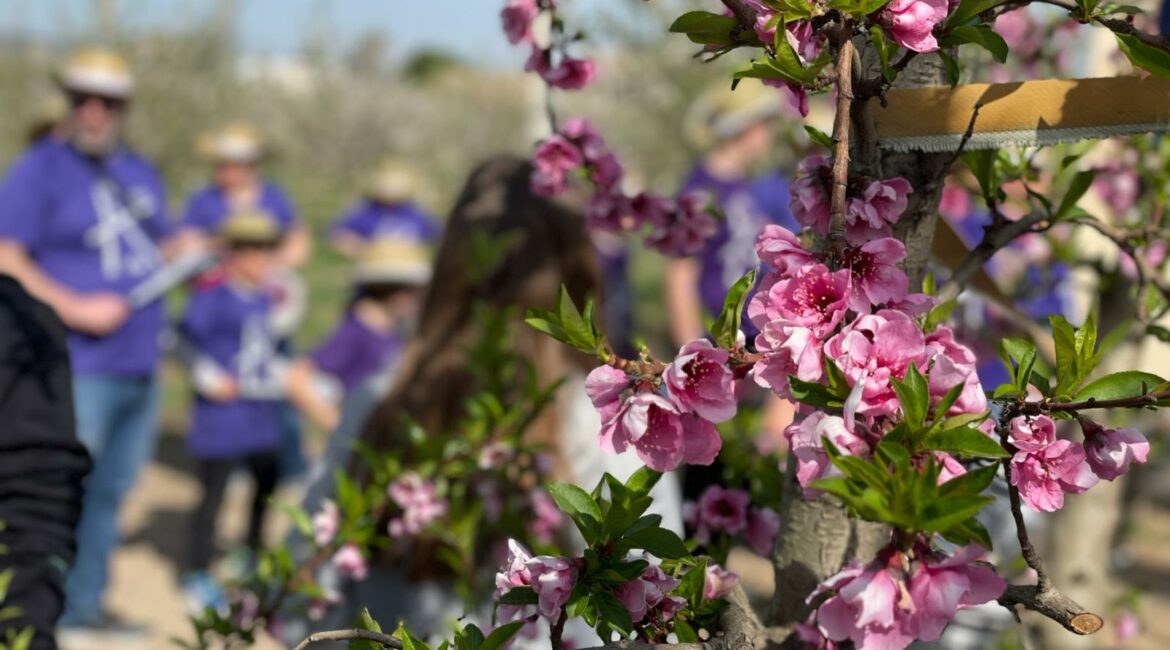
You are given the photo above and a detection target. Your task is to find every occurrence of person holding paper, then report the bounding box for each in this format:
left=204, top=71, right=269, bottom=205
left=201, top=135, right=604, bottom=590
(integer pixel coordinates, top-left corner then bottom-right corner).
left=0, top=47, right=184, bottom=643
left=177, top=210, right=286, bottom=612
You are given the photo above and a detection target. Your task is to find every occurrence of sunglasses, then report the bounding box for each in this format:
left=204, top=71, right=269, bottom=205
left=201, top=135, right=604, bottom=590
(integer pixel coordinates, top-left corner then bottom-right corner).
left=69, top=92, right=127, bottom=111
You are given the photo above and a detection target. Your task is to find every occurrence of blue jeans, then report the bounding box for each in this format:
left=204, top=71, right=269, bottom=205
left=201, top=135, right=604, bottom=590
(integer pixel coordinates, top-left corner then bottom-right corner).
left=61, top=374, right=159, bottom=624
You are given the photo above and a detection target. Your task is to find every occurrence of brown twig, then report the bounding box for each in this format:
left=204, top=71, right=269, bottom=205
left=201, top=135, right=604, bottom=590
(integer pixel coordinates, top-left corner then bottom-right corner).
left=935, top=210, right=1048, bottom=304
left=1019, top=389, right=1170, bottom=415
left=293, top=628, right=403, bottom=650
left=828, top=22, right=856, bottom=254
left=551, top=609, right=568, bottom=650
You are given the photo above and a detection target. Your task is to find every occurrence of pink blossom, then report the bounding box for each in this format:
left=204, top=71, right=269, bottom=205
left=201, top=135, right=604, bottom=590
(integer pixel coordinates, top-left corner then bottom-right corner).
left=814, top=559, right=916, bottom=650
left=880, top=0, right=950, bottom=53
left=825, top=310, right=929, bottom=418
left=840, top=238, right=909, bottom=313
left=936, top=453, right=968, bottom=484
left=938, top=184, right=972, bottom=221
left=585, top=191, right=633, bottom=232
left=528, top=488, right=564, bottom=544
left=615, top=564, right=684, bottom=624
left=925, top=326, right=987, bottom=416
left=743, top=0, right=779, bottom=44
left=993, top=9, right=1044, bottom=59
left=789, top=156, right=831, bottom=235
left=644, top=193, right=718, bottom=256
left=531, top=134, right=584, bottom=196
left=1093, top=166, right=1140, bottom=216
left=478, top=442, right=513, bottom=470
left=907, top=545, right=1006, bottom=641
left=495, top=540, right=537, bottom=624
left=331, top=543, right=368, bottom=581
left=1007, top=415, right=1055, bottom=452
left=1084, top=426, right=1149, bottom=481
left=1010, top=439, right=1099, bottom=512
left=1114, top=610, right=1142, bottom=642
left=755, top=225, right=816, bottom=275
left=501, top=0, right=539, bottom=44
left=844, top=177, right=913, bottom=245
left=745, top=507, right=781, bottom=556
left=542, top=56, right=596, bottom=90
left=693, top=485, right=751, bottom=540
left=1119, top=240, right=1169, bottom=281
left=311, top=499, right=338, bottom=547
left=785, top=412, right=871, bottom=495
left=598, top=392, right=721, bottom=472
left=748, top=263, right=851, bottom=337
left=753, top=324, right=824, bottom=398
left=763, top=21, right=821, bottom=117
left=664, top=339, right=737, bottom=423
left=629, top=191, right=672, bottom=230
left=704, top=564, right=739, bottom=599
left=584, top=365, right=633, bottom=422
left=387, top=473, right=448, bottom=538
left=528, top=555, right=577, bottom=619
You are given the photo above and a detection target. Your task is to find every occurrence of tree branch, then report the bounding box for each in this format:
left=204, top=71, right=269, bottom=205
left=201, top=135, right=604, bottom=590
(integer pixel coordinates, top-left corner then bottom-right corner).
left=828, top=22, right=856, bottom=253
left=935, top=210, right=1047, bottom=304
left=293, top=628, right=403, bottom=650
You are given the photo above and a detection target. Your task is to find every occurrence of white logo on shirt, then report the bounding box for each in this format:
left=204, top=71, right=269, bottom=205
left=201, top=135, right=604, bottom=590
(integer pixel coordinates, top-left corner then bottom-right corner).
left=721, top=190, right=765, bottom=288
left=235, top=314, right=283, bottom=398
left=85, top=180, right=161, bottom=280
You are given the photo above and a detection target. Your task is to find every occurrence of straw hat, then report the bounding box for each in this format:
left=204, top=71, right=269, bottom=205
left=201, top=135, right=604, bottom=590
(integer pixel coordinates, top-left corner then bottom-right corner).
left=56, top=47, right=134, bottom=98
left=683, top=81, right=782, bottom=149
left=366, top=160, right=420, bottom=204
left=197, top=123, right=266, bottom=164
left=219, top=209, right=281, bottom=246
left=352, top=237, right=433, bottom=286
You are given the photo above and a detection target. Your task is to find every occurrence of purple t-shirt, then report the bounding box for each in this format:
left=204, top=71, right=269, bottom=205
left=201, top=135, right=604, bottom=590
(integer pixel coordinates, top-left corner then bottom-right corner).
left=328, top=200, right=440, bottom=243
left=0, top=139, right=171, bottom=376
left=679, top=164, right=799, bottom=337
left=309, top=313, right=401, bottom=392
left=180, top=281, right=283, bottom=459
left=181, top=181, right=298, bottom=233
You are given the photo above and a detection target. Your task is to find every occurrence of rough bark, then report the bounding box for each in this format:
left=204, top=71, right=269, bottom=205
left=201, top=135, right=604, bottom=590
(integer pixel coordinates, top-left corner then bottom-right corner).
left=768, top=42, right=952, bottom=632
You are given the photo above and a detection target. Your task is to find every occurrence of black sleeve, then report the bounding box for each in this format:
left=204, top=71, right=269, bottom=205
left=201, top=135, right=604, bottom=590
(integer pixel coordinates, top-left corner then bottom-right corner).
left=0, top=275, right=91, bottom=650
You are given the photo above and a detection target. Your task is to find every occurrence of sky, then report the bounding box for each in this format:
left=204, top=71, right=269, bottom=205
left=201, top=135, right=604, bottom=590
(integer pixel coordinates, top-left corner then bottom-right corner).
left=1, top=0, right=645, bottom=65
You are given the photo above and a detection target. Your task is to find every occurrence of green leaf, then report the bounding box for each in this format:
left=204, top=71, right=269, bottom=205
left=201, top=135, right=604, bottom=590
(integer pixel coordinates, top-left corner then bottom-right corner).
left=919, top=495, right=995, bottom=534
left=946, top=0, right=1004, bottom=26
left=674, top=557, right=708, bottom=609
left=940, top=50, right=961, bottom=87
left=804, top=125, right=834, bottom=149
left=711, top=270, right=756, bottom=349
left=669, top=11, right=741, bottom=46
left=394, top=622, right=435, bottom=650
left=940, top=516, right=994, bottom=550
left=498, top=587, right=538, bottom=606
left=547, top=483, right=604, bottom=545
left=1051, top=315, right=1079, bottom=396
left=940, top=463, right=999, bottom=497
left=622, top=527, right=690, bottom=560
left=593, top=591, right=635, bottom=637
left=480, top=622, right=525, bottom=650
left=962, top=150, right=997, bottom=198
left=1056, top=170, right=1097, bottom=219
left=277, top=503, right=313, bottom=540
left=625, top=468, right=662, bottom=497
left=1073, top=370, right=1166, bottom=402
left=892, top=363, right=930, bottom=429
left=828, top=0, right=890, bottom=17
left=674, top=620, right=700, bottom=643
left=921, top=427, right=1009, bottom=459
left=558, top=287, right=595, bottom=351
left=931, top=384, right=966, bottom=426
left=943, top=25, right=1009, bottom=63
left=788, top=376, right=844, bottom=409
left=734, top=41, right=830, bottom=86
left=1115, top=33, right=1170, bottom=79
left=456, top=623, right=485, bottom=650
left=876, top=439, right=912, bottom=470
left=764, top=0, right=817, bottom=20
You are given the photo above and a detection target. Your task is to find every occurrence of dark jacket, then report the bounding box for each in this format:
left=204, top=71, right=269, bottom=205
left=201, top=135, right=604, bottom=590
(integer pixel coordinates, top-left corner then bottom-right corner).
left=0, top=276, right=90, bottom=649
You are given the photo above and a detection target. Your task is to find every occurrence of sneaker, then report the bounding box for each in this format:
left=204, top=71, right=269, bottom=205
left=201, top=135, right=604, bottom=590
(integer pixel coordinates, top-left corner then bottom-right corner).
left=181, top=571, right=227, bottom=615
left=57, top=611, right=149, bottom=647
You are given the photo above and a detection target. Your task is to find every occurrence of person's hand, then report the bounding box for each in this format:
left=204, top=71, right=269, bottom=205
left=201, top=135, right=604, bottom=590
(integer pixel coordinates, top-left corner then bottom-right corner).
left=62, top=292, right=131, bottom=337
left=205, top=376, right=240, bottom=403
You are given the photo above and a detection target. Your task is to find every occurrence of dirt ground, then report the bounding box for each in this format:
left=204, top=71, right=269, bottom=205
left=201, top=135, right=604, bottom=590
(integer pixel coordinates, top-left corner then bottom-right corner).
left=60, top=433, right=1170, bottom=650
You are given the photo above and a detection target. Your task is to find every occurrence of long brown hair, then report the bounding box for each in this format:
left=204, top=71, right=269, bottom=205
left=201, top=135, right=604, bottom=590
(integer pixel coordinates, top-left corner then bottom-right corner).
left=356, top=155, right=600, bottom=479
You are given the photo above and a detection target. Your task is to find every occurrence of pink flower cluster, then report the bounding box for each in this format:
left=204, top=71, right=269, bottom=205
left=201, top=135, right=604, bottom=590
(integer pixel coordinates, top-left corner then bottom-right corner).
left=585, top=338, right=737, bottom=472
left=495, top=539, right=578, bottom=624
left=740, top=1, right=822, bottom=116
left=704, top=564, right=739, bottom=599
left=789, top=156, right=914, bottom=245
left=682, top=485, right=780, bottom=556
left=1008, top=415, right=1148, bottom=512
left=387, top=473, right=448, bottom=538
left=615, top=563, right=686, bottom=624
left=501, top=0, right=596, bottom=90
left=311, top=498, right=338, bottom=546
left=531, top=118, right=717, bottom=256
left=331, top=543, right=368, bottom=581
left=879, top=0, right=950, bottom=53
left=805, top=544, right=1004, bottom=649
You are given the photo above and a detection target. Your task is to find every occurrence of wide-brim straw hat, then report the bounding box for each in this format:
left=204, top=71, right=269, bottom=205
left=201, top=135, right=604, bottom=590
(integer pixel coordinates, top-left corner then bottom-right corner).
left=219, top=209, right=282, bottom=246
left=366, top=160, right=420, bottom=204
left=352, top=237, right=433, bottom=286
left=684, top=81, right=782, bottom=149
left=197, top=123, right=266, bottom=164
left=56, top=47, right=134, bottom=99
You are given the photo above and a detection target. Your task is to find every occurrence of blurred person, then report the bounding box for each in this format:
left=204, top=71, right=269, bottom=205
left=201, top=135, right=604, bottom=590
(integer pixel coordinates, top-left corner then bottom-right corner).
left=284, top=235, right=432, bottom=432
left=25, top=90, right=69, bottom=145
left=664, top=83, right=800, bottom=496
left=0, top=276, right=91, bottom=650
left=286, top=156, right=682, bottom=644
left=182, top=123, right=311, bottom=479
left=0, top=47, right=181, bottom=642
left=177, top=211, right=287, bottom=612
left=328, top=159, right=441, bottom=257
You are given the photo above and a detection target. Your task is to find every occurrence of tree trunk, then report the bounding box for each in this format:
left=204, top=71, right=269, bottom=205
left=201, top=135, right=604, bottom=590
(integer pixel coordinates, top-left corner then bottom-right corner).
left=769, top=44, right=952, bottom=632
